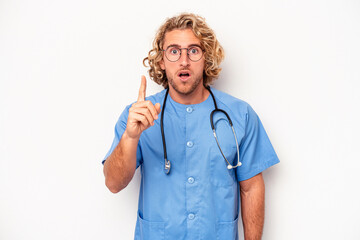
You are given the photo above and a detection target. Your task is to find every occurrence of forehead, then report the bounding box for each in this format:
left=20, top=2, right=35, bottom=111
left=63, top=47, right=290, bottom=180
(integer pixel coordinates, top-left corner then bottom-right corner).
left=163, top=28, right=201, bottom=48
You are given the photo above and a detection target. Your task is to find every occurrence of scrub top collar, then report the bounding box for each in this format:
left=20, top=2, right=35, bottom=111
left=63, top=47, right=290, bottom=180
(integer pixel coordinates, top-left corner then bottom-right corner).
left=167, top=86, right=213, bottom=112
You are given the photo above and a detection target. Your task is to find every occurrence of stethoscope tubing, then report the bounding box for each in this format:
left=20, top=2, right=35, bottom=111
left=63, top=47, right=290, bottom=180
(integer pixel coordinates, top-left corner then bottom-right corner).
left=161, top=86, right=241, bottom=174
left=161, top=87, right=171, bottom=174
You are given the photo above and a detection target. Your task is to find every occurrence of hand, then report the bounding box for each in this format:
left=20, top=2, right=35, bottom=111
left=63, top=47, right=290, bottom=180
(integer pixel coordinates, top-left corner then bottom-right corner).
left=125, top=76, right=161, bottom=139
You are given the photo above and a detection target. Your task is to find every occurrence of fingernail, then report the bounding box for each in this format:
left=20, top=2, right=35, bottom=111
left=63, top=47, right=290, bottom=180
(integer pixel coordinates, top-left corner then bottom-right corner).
left=155, top=115, right=158, bottom=119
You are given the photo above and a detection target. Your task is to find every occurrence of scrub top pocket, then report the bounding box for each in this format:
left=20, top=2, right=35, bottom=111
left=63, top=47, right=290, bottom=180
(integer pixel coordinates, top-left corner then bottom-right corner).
left=216, top=215, right=239, bottom=240
left=209, top=146, right=237, bottom=187
left=136, top=212, right=165, bottom=240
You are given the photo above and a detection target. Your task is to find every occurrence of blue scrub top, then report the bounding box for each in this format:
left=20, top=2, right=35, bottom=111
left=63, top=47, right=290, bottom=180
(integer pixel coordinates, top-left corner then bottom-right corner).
left=103, top=87, right=279, bottom=240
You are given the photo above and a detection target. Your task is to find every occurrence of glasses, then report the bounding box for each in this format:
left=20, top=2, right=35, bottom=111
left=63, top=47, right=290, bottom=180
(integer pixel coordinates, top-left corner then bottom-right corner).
left=162, top=45, right=204, bottom=62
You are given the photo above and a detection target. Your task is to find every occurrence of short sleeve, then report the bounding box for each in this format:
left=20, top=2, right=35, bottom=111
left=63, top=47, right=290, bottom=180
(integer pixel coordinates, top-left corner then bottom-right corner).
left=236, top=104, right=279, bottom=181
left=102, top=105, right=143, bottom=168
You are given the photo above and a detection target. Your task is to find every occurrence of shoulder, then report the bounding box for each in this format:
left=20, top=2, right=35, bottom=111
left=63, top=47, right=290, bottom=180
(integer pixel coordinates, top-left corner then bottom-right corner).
left=210, top=87, right=254, bottom=116
left=146, top=89, right=167, bottom=104
left=210, top=87, right=261, bottom=133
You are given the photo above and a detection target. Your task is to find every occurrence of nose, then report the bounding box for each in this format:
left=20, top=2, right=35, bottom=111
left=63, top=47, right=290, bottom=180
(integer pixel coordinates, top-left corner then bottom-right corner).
left=179, top=49, right=190, bottom=67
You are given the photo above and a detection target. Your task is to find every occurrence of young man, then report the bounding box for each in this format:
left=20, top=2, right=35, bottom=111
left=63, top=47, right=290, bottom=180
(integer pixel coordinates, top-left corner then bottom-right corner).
left=103, top=13, right=279, bottom=240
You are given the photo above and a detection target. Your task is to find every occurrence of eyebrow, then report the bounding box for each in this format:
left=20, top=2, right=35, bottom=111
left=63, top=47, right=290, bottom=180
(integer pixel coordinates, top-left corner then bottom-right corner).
left=164, top=44, right=202, bottom=49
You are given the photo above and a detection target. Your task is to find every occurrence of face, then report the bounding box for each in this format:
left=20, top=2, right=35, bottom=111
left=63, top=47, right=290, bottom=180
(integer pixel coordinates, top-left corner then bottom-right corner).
left=160, top=28, right=205, bottom=96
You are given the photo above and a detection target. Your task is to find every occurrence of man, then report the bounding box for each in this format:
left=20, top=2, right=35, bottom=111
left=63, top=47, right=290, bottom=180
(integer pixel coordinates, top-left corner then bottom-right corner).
left=103, top=13, right=279, bottom=240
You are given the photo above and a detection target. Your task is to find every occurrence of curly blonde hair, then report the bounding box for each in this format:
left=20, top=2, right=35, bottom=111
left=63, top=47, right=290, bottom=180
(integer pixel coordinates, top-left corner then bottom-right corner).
left=143, top=13, right=225, bottom=88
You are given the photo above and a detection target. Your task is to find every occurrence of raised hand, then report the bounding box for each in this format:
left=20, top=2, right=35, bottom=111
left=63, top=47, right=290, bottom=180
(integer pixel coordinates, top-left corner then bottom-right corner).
left=125, top=76, right=161, bottom=139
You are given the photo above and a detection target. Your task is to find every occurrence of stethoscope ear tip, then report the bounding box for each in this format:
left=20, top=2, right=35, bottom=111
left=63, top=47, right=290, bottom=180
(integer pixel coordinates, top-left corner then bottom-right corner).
left=227, top=162, right=242, bottom=169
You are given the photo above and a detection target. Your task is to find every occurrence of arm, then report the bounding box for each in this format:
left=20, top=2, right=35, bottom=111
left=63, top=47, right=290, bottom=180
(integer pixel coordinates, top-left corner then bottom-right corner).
left=239, top=173, right=265, bottom=240
left=103, top=131, right=139, bottom=193
left=103, top=76, right=161, bottom=193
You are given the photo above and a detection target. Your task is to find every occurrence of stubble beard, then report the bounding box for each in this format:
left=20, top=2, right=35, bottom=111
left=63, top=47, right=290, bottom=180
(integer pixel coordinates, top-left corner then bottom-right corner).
left=167, top=73, right=203, bottom=96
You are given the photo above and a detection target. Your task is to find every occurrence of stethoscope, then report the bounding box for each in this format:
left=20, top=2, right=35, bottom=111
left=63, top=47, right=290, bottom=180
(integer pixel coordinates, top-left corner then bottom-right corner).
left=161, top=86, right=242, bottom=174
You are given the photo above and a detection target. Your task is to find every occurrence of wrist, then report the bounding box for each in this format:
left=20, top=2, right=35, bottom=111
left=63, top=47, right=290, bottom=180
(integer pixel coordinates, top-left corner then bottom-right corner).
left=123, top=129, right=141, bottom=142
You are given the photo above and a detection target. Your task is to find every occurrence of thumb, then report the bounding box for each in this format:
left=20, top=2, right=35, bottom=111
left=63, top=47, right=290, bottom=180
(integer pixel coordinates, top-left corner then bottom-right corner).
left=155, top=103, right=161, bottom=114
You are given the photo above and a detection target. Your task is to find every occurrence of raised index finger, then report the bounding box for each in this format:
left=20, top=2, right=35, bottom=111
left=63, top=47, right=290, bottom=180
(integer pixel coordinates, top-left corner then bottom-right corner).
left=137, top=75, right=147, bottom=102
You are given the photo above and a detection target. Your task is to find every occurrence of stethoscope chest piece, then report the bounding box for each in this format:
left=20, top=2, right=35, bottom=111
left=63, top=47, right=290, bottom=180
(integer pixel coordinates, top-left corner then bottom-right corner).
left=164, top=158, right=171, bottom=174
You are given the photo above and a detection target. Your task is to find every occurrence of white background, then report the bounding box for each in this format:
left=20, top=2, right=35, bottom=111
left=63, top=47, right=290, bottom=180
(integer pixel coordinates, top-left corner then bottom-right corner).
left=1, top=0, right=359, bottom=239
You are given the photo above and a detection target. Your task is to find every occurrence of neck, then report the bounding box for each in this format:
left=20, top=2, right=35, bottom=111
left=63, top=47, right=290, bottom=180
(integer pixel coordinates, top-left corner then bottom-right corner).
left=168, top=84, right=209, bottom=105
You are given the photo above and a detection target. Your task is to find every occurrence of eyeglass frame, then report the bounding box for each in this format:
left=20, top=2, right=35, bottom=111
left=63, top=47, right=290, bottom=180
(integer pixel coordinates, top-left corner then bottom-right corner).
left=161, top=44, right=205, bottom=62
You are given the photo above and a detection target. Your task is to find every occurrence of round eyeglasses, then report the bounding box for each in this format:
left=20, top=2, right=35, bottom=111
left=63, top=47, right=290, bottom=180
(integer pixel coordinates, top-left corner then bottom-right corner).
left=162, top=45, right=204, bottom=62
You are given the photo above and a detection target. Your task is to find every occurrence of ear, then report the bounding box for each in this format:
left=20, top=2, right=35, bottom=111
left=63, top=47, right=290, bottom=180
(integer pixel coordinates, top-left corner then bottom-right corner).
left=159, top=59, right=165, bottom=70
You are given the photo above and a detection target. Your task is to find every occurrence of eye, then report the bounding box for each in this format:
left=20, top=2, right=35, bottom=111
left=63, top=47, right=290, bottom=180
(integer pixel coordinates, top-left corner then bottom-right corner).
left=189, top=47, right=200, bottom=55
left=168, top=47, right=180, bottom=55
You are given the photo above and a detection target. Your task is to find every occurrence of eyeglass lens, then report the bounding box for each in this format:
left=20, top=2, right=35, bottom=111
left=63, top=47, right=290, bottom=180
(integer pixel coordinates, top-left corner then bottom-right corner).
left=165, top=46, right=203, bottom=62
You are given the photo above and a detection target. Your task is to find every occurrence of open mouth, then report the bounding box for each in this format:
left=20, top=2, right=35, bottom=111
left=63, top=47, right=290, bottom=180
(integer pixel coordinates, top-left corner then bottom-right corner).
left=178, top=71, right=191, bottom=80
